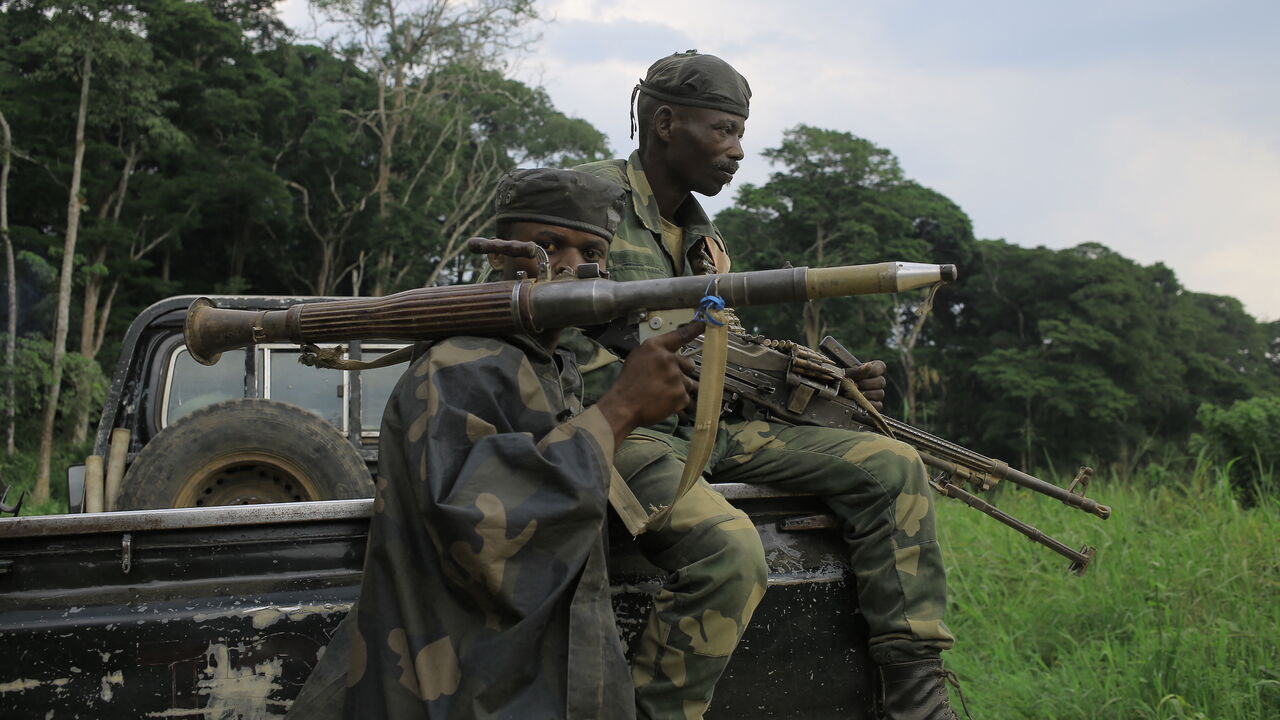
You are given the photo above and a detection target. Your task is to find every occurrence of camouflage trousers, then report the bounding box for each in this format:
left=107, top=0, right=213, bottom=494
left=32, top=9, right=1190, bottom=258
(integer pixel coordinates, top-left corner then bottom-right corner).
left=617, top=418, right=954, bottom=719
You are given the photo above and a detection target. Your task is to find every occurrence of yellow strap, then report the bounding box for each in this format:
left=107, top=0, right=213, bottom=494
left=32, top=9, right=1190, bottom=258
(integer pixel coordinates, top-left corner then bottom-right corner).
left=838, top=376, right=895, bottom=438
left=608, top=467, right=651, bottom=536
left=642, top=312, right=728, bottom=532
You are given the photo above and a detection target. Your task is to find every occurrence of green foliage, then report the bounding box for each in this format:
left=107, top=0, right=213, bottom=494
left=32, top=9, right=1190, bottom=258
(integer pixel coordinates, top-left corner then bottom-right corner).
left=1196, top=396, right=1280, bottom=494
left=2, top=5, right=1277, bottom=494
left=0, top=337, right=56, bottom=419
left=0, top=336, right=106, bottom=441
left=940, top=467, right=1280, bottom=719
left=717, top=125, right=965, bottom=416
left=0, top=438, right=86, bottom=515
left=0, top=0, right=608, bottom=469
left=717, top=125, right=1279, bottom=473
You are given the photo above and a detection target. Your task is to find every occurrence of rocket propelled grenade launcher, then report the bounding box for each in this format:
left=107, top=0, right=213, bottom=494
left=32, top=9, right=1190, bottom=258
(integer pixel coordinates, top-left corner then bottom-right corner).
left=183, top=256, right=957, bottom=366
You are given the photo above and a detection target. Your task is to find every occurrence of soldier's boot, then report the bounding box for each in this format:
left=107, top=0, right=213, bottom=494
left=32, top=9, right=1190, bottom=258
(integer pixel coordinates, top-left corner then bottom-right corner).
left=875, top=658, right=970, bottom=720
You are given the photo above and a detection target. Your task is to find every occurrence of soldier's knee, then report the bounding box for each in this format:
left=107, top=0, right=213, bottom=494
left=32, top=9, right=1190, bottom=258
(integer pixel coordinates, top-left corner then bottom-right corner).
left=839, top=435, right=927, bottom=497
left=704, top=512, right=768, bottom=605
left=884, top=445, right=929, bottom=494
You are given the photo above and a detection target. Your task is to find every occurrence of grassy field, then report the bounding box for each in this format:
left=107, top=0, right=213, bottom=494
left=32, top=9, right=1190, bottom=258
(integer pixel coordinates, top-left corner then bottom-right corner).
left=937, top=466, right=1280, bottom=719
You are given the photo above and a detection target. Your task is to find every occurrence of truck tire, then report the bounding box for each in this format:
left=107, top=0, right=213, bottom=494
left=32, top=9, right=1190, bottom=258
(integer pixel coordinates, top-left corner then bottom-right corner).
left=116, top=399, right=373, bottom=510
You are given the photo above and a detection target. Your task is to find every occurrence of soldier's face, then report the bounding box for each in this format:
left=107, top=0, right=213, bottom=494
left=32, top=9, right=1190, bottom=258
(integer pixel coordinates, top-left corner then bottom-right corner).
left=496, top=222, right=610, bottom=280
left=664, top=106, right=746, bottom=197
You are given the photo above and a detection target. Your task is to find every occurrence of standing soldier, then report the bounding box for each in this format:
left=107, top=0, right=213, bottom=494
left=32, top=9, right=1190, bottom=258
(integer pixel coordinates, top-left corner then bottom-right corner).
left=565, top=51, right=964, bottom=720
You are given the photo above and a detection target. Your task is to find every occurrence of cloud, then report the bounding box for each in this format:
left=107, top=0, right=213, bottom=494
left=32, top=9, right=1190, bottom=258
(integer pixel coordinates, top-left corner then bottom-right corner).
left=539, top=19, right=695, bottom=64
left=277, top=0, right=1280, bottom=319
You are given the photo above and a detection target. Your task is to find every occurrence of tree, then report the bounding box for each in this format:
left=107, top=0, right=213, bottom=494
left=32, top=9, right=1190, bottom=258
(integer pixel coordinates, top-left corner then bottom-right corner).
left=308, top=0, right=538, bottom=295
left=12, top=0, right=168, bottom=499
left=717, top=125, right=972, bottom=423
left=262, top=51, right=607, bottom=296
left=0, top=111, right=15, bottom=454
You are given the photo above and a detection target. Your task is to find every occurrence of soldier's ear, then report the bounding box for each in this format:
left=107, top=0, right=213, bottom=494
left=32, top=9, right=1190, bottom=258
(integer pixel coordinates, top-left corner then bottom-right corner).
left=654, top=105, right=675, bottom=143
left=487, top=253, right=504, bottom=271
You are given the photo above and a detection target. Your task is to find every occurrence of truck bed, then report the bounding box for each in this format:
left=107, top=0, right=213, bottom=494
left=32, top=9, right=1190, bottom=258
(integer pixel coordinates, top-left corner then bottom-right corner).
left=0, top=486, right=873, bottom=719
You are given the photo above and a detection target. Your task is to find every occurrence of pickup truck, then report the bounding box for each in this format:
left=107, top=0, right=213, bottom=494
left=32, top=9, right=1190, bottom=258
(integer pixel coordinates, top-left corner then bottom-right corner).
left=0, top=295, right=874, bottom=719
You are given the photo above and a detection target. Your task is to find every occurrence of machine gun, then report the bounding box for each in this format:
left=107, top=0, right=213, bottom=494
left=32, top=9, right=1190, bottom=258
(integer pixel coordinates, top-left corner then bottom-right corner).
left=709, top=330, right=1107, bottom=574
left=602, top=311, right=1109, bottom=575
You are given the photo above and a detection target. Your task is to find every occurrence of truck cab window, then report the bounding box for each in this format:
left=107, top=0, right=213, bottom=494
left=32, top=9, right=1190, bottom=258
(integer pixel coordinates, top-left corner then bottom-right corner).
left=266, top=349, right=346, bottom=429
left=358, top=346, right=407, bottom=436
left=164, top=347, right=247, bottom=425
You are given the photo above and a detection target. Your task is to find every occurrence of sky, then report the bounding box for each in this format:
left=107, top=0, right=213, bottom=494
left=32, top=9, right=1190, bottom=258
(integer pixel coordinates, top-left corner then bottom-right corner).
left=278, top=0, right=1280, bottom=321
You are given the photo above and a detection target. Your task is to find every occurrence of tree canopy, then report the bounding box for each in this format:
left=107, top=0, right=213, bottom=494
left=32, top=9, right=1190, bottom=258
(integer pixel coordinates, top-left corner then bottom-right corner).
left=717, top=125, right=1279, bottom=473
left=2, top=1, right=1276, bottom=499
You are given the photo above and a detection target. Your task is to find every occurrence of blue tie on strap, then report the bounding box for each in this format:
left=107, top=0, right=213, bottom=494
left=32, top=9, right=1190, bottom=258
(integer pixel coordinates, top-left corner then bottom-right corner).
left=694, top=278, right=727, bottom=326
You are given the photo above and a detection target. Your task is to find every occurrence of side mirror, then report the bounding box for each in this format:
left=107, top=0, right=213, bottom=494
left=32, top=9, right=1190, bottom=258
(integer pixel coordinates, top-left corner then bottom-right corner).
left=66, top=464, right=86, bottom=514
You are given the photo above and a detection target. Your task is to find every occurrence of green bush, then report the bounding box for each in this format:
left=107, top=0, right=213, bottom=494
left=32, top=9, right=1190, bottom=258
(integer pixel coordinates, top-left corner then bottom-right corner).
left=1196, top=396, right=1280, bottom=493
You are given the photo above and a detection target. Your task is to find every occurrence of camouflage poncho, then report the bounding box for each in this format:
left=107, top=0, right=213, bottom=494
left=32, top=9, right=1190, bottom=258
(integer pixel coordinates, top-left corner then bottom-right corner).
left=343, top=334, right=634, bottom=720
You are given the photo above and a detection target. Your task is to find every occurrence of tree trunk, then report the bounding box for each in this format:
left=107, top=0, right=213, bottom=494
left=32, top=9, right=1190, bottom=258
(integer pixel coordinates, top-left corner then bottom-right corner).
left=70, top=245, right=108, bottom=444
left=0, top=111, right=15, bottom=455
left=802, top=226, right=829, bottom=348
left=900, top=340, right=917, bottom=425
left=372, top=248, right=394, bottom=297
left=35, top=52, right=92, bottom=502
left=70, top=141, right=137, bottom=444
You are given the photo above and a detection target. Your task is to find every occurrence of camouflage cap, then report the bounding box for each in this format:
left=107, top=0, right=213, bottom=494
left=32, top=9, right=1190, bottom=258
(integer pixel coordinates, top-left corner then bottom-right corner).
left=635, top=50, right=751, bottom=121
left=494, top=168, right=626, bottom=242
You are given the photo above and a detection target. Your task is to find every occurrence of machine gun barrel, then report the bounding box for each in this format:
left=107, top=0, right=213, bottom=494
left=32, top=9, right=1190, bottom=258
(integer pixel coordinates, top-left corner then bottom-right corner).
left=875, top=416, right=1111, bottom=520
left=818, top=337, right=1111, bottom=520
left=184, top=261, right=956, bottom=366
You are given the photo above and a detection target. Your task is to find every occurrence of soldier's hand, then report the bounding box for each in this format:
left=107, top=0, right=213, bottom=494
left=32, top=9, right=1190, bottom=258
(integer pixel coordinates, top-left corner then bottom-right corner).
left=596, top=321, right=705, bottom=444
left=845, top=359, right=887, bottom=411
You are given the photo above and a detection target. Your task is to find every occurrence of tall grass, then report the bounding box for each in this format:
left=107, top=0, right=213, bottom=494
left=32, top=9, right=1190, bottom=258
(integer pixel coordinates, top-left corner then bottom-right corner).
left=938, top=462, right=1280, bottom=719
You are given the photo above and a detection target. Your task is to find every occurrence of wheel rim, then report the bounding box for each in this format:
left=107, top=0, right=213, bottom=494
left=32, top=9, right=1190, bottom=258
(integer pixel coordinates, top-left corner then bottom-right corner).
left=174, top=451, right=320, bottom=507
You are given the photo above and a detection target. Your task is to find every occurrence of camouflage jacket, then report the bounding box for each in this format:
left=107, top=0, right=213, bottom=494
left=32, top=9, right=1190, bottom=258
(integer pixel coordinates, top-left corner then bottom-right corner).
left=562, top=152, right=731, bottom=421
left=344, top=334, right=634, bottom=720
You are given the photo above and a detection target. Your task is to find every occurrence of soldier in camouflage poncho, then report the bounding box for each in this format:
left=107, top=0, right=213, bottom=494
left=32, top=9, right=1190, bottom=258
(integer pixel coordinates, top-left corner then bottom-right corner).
left=563, top=52, right=965, bottom=720
left=338, top=168, right=707, bottom=720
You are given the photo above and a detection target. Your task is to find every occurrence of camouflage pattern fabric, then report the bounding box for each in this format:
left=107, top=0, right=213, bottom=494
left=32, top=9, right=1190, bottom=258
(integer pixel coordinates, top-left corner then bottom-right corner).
left=575, top=151, right=731, bottom=284
left=710, top=418, right=954, bottom=664
left=343, top=334, right=634, bottom=720
left=572, top=154, right=955, bottom=674
left=613, top=429, right=768, bottom=720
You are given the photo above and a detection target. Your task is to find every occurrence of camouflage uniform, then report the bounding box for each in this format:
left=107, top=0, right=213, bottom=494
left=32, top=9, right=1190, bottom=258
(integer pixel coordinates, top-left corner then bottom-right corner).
left=343, top=334, right=634, bottom=719
left=568, top=152, right=956, bottom=678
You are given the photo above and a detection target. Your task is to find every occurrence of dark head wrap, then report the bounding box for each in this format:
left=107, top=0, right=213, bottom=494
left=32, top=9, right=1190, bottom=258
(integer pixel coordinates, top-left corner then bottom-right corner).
left=631, top=50, right=751, bottom=137
left=494, top=168, right=626, bottom=242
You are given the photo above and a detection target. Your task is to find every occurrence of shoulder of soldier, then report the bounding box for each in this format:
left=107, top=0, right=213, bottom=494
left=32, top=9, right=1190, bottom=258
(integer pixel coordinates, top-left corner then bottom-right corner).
left=411, top=335, right=531, bottom=378
left=572, top=158, right=628, bottom=188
